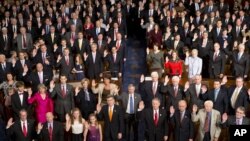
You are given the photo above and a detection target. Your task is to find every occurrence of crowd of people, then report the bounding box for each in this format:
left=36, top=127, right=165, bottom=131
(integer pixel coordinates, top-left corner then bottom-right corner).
left=1, top=0, right=250, bottom=141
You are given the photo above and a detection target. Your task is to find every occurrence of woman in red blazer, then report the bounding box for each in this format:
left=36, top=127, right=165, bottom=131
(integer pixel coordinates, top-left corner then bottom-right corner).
left=164, top=51, right=183, bottom=77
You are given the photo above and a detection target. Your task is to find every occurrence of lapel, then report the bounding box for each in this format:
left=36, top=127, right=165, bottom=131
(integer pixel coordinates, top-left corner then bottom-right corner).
left=149, top=109, right=155, bottom=125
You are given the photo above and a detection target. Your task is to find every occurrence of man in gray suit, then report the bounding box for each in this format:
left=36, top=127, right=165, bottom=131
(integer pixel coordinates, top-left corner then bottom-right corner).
left=117, top=84, right=142, bottom=141
left=67, top=12, right=82, bottom=33
left=49, top=75, right=75, bottom=122
left=14, top=27, right=33, bottom=53
left=185, top=49, right=203, bottom=82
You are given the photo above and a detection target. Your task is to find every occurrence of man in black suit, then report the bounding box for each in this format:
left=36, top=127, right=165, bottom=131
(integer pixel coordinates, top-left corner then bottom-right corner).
left=139, top=72, right=165, bottom=108
left=110, top=33, right=127, bottom=61
left=56, top=48, right=74, bottom=80
left=201, top=80, right=228, bottom=115
left=169, top=100, right=194, bottom=141
left=208, top=43, right=226, bottom=79
left=23, top=63, right=52, bottom=92
left=6, top=109, right=36, bottom=141
left=221, top=106, right=250, bottom=127
left=74, top=78, right=96, bottom=119
left=73, top=32, right=90, bottom=55
left=170, top=34, right=185, bottom=59
left=231, top=44, right=249, bottom=78
left=11, top=81, right=31, bottom=120
left=26, top=20, right=38, bottom=41
left=84, top=43, right=104, bottom=79
left=91, top=20, right=106, bottom=40
left=49, top=75, right=75, bottom=122
left=44, top=26, right=61, bottom=53
left=116, top=12, right=127, bottom=38
left=96, top=95, right=124, bottom=141
left=138, top=98, right=168, bottom=141
left=210, top=21, right=223, bottom=42
left=232, top=19, right=243, bottom=42
left=0, top=54, right=13, bottom=83
left=117, top=84, right=142, bottom=141
left=0, top=27, right=12, bottom=57
left=226, top=77, right=249, bottom=115
left=104, top=46, right=123, bottom=78
left=37, top=112, right=64, bottom=141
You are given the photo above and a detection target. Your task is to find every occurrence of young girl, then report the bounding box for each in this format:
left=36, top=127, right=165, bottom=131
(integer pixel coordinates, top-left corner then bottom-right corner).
left=84, top=114, right=102, bottom=141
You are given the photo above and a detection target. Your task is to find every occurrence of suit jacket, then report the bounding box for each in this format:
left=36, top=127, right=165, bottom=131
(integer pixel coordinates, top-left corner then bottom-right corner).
left=0, top=62, right=13, bottom=83
left=139, top=108, right=168, bottom=141
left=68, top=19, right=83, bottom=33
left=15, top=33, right=33, bottom=52
left=105, top=53, right=123, bottom=73
left=73, top=38, right=90, bottom=54
left=38, top=121, right=64, bottom=141
left=192, top=109, right=221, bottom=141
left=209, top=51, right=226, bottom=77
left=56, top=56, right=74, bottom=79
left=64, top=32, right=78, bottom=45
left=170, top=110, right=194, bottom=141
left=14, top=59, right=32, bottom=81
left=231, top=52, right=249, bottom=77
left=91, top=27, right=106, bottom=39
left=201, top=88, right=228, bottom=114
left=74, top=88, right=97, bottom=119
left=11, top=92, right=31, bottom=119
left=0, top=34, right=12, bottom=55
left=227, top=86, right=249, bottom=114
left=27, top=71, right=52, bottom=92
left=110, top=40, right=127, bottom=59
left=221, top=116, right=250, bottom=128
left=85, top=51, right=104, bottom=79
left=97, top=105, right=124, bottom=140
left=7, top=119, right=36, bottom=141
left=185, top=83, right=204, bottom=109
left=50, top=84, right=74, bottom=114
left=117, top=93, right=141, bottom=114
left=44, top=33, right=61, bottom=52
left=139, top=81, right=164, bottom=108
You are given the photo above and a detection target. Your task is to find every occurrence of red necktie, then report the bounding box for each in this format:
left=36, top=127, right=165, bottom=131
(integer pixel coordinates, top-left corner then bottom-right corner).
left=61, top=85, right=66, bottom=98
left=154, top=110, right=158, bottom=126
left=116, top=41, right=120, bottom=50
left=65, top=57, right=69, bottom=65
left=174, top=86, right=178, bottom=97
left=204, top=112, right=210, bottom=132
left=49, top=124, right=53, bottom=141
left=22, top=122, right=27, bottom=137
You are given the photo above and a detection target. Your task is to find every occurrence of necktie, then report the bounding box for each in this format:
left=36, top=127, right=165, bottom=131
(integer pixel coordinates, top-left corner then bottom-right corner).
left=109, top=107, right=113, bottom=121
left=113, top=54, right=116, bottom=62
left=116, top=41, right=120, bottom=50
left=214, top=89, right=219, bottom=101
left=209, top=6, right=212, bottom=12
left=79, top=40, right=82, bottom=50
left=237, top=27, right=240, bottom=36
left=118, top=18, right=121, bottom=25
left=180, top=112, right=184, bottom=122
left=92, top=53, right=95, bottom=63
left=152, top=82, right=157, bottom=96
left=61, top=85, right=66, bottom=98
left=48, top=123, right=53, bottom=141
left=231, top=87, right=240, bottom=108
left=51, top=34, right=54, bottom=43
left=129, top=95, right=134, bottom=114
left=23, top=35, right=27, bottom=49
left=154, top=110, right=158, bottom=126
left=84, top=89, right=90, bottom=101
left=65, top=57, right=69, bottom=65
left=196, top=85, right=200, bottom=97
left=204, top=112, right=210, bottom=132
left=213, top=52, right=218, bottom=61
left=236, top=119, right=240, bottom=125
left=238, top=53, right=241, bottom=61
left=42, top=53, right=46, bottom=63
left=22, top=122, right=27, bottom=137
left=174, top=86, right=178, bottom=97
left=46, top=25, right=49, bottom=34
left=39, top=72, right=43, bottom=84
left=71, top=33, right=75, bottom=40
left=2, top=64, right=5, bottom=71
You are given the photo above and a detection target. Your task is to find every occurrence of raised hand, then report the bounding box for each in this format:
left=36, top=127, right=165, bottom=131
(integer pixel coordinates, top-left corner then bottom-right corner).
left=139, top=101, right=145, bottom=110
left=65, top=113, right=70, bottom=122
left=50, top=80, right=55, bottom=89
left=222, top=113, right=228, bottom=122
left=192, top=104, right=198, bottom=113
left=146, top=48, right=150, bottom=55
left=184, top=81, right=190, bottom=90
left=6, top=118, right=14, bottom=128
left=75, top=87, right=80, bottom=96
left=140, top=74, right=145, bottom=83
left=91, top=80, right=97, bottom=87
left=170, top=106, right=175, bottom=115
left=164, top=75, right=169, bottom=85
left=96, top=104, right=102, bottom=113
left=37, top=122, right=43, bottom=131
left=27, top=88, right=32, bottom=97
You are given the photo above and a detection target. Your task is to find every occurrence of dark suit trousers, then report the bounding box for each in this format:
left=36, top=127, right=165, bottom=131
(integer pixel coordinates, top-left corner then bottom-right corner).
left=203, top=132, right=210, bottom=141
left=125, top=113, right=138, bottom=141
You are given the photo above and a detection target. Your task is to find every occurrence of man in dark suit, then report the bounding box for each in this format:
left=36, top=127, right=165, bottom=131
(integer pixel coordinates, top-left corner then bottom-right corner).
left=117, top=84, right=142, bottom=141
left=185, top=75, right=206, bottom=110
left=91, top=20, right=106, bottom=40
left=11, top=81, right=31, bottom=120
left=24, top=63, right=52, bottom=92
left=208, top=43, right=226, bottom=79
left=44, top=26, right=61, bottom=53
left=226, top=77, right=249, bottom=115
left=232, top=19, right=243, bottom=42
left=64, top=24, right=78, bottom=46
left=74, top=78, right=96, bottom=119
left=170, top=34, right=185, bottom=59
left=201, top=80, right=228, bottom=115
left=203, top=0, right=218, bottom=14
left=138, top=98, right=168, bottom=141
left=110, top=33, right=127, bottom=61
left=96, top=33, right=108, bottom=55
left=108, top=22, right=124, bottom=41
left=139, top=72, right=165, bottom=108
left=6, top=109, right=36, bottom=141
left=221, top=106, right=250, bottom=127
left=26, top=20, right=38, bottom=41
left=49, top=75, right=74, bottom=122
left=115, top=12, right=127, bottom=38
left=169, top=100, right=194, bottom=141
left=0, top=27, right=12, bottom=57
left=231, top=44, right=249, bottom=78
left=37, top=112, right=64, bottom=141
left=73, top=32, right=90, bottom=55
left=0, top=54, right=13, bottom=83
left=68, top=12, right=83, bottom=33
left=104, top=47, right=123, bottom=78
left=56, top=48, right=74, bottom=80
left=84, top=43, right=104, bottom=79
left=96, top=95, right=124, bottom=141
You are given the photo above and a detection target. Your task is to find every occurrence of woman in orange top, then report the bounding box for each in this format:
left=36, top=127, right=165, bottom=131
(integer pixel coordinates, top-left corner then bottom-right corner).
left=164, top=51, right=183, bottom=77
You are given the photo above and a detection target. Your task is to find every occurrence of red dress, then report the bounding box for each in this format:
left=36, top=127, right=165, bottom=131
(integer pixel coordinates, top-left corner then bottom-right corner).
left=28, top=92, right=54, bottom=123
left=164, top=60, right=183, bottom=76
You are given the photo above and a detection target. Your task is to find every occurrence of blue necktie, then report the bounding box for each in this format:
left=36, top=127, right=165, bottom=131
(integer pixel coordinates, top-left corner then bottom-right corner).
left=214, top=89, right=219, bottom=101
left=85, top=89, right=90, bottom=101
left=129, top=95, right=134, bottom=114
